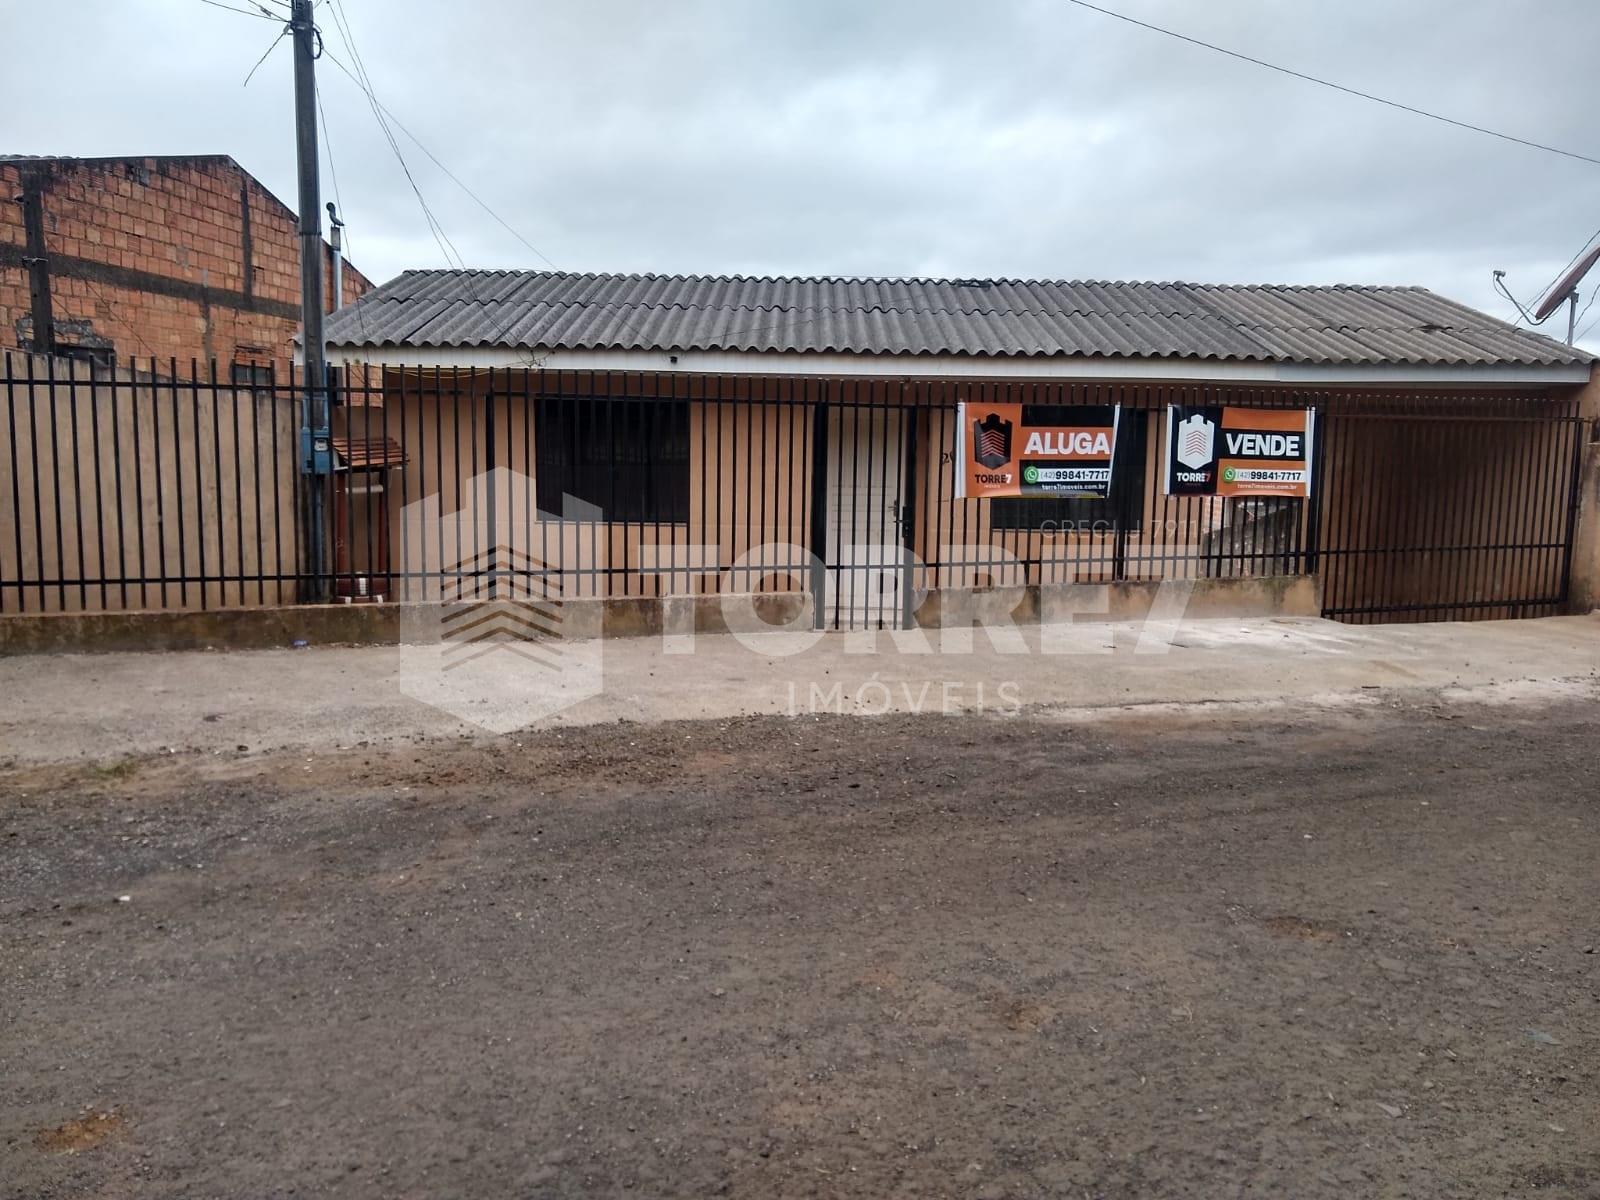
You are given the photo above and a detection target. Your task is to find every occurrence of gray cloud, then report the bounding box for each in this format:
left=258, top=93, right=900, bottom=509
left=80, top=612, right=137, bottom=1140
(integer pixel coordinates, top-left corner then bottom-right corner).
left=6, top=0, right=1599, bottom=347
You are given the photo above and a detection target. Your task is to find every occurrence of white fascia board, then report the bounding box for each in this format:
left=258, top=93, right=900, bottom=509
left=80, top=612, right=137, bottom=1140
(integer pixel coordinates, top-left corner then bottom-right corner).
left=325, top=345, right=1594, bottom=388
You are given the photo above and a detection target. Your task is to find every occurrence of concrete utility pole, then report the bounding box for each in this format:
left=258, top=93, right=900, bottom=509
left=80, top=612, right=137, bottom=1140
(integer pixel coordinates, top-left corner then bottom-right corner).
left=291, top=0, right=330, bottom=599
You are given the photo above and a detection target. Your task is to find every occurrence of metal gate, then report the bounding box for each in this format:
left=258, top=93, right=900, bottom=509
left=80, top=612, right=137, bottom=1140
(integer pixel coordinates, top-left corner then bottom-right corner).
left=1314, top=395, right=1587, bottom=624
left=809, top=399, right=919, bottom=630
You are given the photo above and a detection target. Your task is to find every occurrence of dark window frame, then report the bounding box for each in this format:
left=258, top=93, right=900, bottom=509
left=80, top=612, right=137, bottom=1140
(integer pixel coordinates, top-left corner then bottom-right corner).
left=534, top=395, right=691, bottom=524
left=230, top=361, right=274, bottom=390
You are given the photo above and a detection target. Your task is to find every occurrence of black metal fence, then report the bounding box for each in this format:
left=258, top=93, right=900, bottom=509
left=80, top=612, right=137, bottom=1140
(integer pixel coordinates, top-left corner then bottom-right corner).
left=2, top=354, right=303, bottom=613
left=1314, top=394, right=1588, bottom=623
left=0, top=354, right=1587, bottom=627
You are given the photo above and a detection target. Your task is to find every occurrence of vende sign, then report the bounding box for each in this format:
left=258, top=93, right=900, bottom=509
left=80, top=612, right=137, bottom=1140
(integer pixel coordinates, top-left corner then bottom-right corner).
left=956, top=402, right=1122, bottom=500
left=1162, top=404, right=1315, bottom=499
left=1225, top=431, right=1304, bottom=459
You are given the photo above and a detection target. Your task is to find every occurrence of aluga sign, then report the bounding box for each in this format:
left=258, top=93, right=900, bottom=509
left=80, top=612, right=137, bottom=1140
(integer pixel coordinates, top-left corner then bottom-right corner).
left=1162, top=405, right=1316, bottom=499
left=955, top=402, right=1122, bottom=500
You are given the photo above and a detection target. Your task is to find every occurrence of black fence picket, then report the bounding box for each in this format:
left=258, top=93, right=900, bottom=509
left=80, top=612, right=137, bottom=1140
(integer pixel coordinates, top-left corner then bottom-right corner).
left=0, top=355, right=1586, bottom=627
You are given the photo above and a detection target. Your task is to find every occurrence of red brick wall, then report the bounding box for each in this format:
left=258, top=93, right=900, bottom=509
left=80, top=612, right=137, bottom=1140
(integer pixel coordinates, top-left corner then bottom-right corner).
left=0, top=155, right=371, bottom=376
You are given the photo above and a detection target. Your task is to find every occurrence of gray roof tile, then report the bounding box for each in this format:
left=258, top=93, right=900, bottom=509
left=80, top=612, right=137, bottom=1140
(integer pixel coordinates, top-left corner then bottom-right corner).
left=323, top=270, right=1593, bottom=367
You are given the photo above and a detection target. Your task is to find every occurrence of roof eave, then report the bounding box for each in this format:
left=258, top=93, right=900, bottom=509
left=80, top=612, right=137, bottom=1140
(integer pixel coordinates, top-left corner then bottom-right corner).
left=319, top=343, right=1595, bottom=387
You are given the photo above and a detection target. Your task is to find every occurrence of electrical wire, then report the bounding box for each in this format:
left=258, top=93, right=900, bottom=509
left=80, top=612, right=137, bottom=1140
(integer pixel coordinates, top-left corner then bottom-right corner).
left=316, top=77, right=371, bottom=346
left=319, top=51, right=558, bottom=272
left=1501, top=225, right=1600, bottom=329
left=317, top=17, right=651, bottom=359
left=320, top=1, right=470, bottom=277
left=196, top=0, right=282, bottom=22
left=242, top=27, right=288, bottom=87
left=313, top=0, right=537, bottom=358
left=1060, top=0, right=1600, bottom=169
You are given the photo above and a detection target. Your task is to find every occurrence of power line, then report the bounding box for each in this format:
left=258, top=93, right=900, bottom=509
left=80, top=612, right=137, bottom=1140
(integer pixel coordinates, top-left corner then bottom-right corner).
left=196, top=0, right=282, bottom=22
left=317, top=50, right=558, bottom=271
left=316, top=76, right=371, bottom=345
left=316, top=1, right=600, bottom=362
left=311, top=0, right=536, bottom=357
left=320, top=2, right=469, bottom=276
left=309, top=6, right=647, bottom=360
left=1061, top=0, right=1600, bottom=169
left=242, top=27, right=288, bottom=87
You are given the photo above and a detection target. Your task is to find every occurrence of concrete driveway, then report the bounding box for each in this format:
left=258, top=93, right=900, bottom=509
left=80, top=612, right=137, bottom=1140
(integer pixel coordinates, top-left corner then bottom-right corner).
left=1, top=614, right=1597, bottom=766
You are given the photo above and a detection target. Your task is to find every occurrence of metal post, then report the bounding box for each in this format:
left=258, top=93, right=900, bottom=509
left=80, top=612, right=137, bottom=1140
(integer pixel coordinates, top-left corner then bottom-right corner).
left=808, top=401, right=829, bottom=629
left=292, top=0, right=330, bottom=600
left=327, top=201, right=345, bottom=312
left=1569, top=290, right=1579, bottom=346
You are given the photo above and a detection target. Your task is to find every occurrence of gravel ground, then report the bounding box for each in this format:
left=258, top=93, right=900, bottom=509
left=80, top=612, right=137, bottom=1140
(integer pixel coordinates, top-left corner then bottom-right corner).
left=2, top=692, right=1597, bottom=1198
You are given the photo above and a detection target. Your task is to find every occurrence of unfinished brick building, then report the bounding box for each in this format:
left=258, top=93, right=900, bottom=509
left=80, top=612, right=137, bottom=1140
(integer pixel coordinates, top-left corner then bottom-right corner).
left=0, top=154, right=369, bottom=378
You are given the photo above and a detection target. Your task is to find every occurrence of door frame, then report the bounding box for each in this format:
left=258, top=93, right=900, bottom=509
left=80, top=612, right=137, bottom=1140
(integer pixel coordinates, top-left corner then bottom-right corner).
left=807, top=402, right=920, bottom=630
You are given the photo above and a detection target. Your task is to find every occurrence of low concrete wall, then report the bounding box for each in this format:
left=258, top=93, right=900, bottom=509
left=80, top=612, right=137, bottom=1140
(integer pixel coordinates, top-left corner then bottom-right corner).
left=0, top=604, right=400, bottom=656
left=0, top=592, right=814, bottom=656
left=0, top=577, right=1313, bottom=656
left=916, top=575, right=1319, bottom=627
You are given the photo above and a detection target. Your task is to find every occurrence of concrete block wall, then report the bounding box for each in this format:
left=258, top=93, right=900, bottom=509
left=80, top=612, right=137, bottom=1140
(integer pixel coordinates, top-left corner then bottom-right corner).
left=0, top=155, right=369, bottom=373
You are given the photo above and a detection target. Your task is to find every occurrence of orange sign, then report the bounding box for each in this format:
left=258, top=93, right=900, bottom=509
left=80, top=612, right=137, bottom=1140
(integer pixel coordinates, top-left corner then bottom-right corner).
left=956, top=403, right=1121, bottom=499
left=1163, top=405, right=1314, bottom=499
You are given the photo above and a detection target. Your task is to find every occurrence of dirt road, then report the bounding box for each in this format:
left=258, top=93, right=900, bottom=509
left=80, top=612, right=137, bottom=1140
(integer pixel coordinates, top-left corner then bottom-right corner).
left=3, top=693, right=1597, bottom=1198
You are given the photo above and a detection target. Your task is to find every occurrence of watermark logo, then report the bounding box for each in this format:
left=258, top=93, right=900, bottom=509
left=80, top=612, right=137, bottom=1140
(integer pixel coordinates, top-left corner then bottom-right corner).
left=397, top=470, right=602, bottom=732
left=387, top=463, right=1221, bottom=732
left=786, top=677, right=1023, bottom=717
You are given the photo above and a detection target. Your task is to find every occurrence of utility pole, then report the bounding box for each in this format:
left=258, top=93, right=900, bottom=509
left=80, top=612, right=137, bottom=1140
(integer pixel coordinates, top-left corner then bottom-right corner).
left=291, top=0, right=331, bottom=600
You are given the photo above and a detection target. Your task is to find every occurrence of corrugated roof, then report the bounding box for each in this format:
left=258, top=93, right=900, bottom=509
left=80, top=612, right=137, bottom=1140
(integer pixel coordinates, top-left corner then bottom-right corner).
left=323, top=270, right=1593, bottom=368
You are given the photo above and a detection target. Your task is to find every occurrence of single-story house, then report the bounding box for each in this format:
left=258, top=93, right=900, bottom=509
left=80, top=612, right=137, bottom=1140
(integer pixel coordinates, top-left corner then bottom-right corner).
left=320, top=271, right=1598, bottom=628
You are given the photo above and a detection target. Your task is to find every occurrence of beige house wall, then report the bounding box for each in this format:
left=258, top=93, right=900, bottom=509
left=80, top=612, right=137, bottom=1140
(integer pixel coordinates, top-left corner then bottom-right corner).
left=347, top=374, right=815, bottom=601
left=345, top=374, right=1267, bottom=604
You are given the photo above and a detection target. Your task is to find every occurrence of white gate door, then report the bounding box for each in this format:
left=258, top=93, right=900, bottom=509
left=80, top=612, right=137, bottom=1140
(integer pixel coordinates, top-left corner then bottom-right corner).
left=824, top=408, right=906, bottom=629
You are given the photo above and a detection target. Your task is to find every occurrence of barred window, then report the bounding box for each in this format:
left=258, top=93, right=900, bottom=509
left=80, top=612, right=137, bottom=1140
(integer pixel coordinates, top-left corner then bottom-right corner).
left=534, top=397, right=691, bottom=523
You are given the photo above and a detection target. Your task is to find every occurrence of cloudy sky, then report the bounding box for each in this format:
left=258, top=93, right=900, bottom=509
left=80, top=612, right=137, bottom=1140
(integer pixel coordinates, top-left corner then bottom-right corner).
left=7, top=0, right=1600, bottom=349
